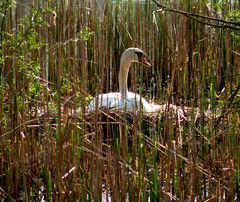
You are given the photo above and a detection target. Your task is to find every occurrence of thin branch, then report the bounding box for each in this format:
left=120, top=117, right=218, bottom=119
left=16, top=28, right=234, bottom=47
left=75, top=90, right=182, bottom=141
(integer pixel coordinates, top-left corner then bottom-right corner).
left=216, top=81, right=240, bottom=124
left=152, top=0, right=240, bottom=30
left=188, top=15, right=240, bottom=30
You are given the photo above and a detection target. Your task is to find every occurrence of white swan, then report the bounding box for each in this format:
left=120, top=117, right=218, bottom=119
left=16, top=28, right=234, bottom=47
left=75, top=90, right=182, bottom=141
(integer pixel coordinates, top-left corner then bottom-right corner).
left=88, top=48, right=158, bottom=113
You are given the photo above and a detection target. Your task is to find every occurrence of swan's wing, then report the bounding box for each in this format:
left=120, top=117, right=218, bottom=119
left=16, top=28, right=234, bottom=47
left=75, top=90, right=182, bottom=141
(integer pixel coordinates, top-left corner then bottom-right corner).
left=87, top=93, right=121, bottom=112
left=108, top=99, right=124, bottom=110
left=140, top=98, right=157, bottom=112
left=127, top=92, right=157, bottom=113
left=108, top=98, right=133, bottom=110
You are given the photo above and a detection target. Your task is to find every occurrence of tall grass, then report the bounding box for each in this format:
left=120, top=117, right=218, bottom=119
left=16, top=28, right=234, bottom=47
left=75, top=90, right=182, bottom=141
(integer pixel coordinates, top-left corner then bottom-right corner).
left=0, top=0, right=240, bottom=201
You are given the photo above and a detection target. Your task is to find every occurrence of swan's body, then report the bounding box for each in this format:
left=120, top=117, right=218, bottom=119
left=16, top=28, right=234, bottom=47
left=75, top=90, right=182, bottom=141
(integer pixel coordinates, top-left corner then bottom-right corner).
left=88, top=48, right=157, bottom=113
left=88, top=91, right=158, bottom=112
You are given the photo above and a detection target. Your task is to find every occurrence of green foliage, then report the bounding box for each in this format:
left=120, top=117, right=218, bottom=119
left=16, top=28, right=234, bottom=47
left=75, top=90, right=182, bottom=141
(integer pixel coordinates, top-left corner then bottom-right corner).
left=1, top=6, right=48, bottom=103
left=231, top=31, right=240, bottom=45
left=227, top=9, right=240, bottom=22
left=76, top=26, right=94, bottom=41
left=27, top=63, right=42, bottom=99
left=227, top=7, right=240, bottom=44
left=61, top=77, right=72, bottom=94
left=210, top=82, right=217, bottom=110
left=0, top=0, right=13, bottom=15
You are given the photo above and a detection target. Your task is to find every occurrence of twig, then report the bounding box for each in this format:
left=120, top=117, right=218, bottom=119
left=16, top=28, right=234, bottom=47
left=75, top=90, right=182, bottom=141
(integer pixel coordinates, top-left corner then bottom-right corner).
left=152, top=0, right=240, bottom=30
left=216, top=81, right=240, bottom=124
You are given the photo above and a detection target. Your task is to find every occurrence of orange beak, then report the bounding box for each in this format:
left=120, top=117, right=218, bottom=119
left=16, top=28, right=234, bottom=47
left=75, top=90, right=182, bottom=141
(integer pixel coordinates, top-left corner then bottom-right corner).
left=142, top=56, right=151, bottom=67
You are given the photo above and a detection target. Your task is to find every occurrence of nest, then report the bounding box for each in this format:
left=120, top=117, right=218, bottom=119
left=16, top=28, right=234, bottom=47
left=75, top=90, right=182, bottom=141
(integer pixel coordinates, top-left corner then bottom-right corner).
left=86, top=103, right=212, bottom=139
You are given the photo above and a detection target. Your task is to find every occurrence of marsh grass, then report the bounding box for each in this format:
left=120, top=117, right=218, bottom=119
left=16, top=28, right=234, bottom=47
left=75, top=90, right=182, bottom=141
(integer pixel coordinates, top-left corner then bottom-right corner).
left=1, top=0, right=240, bottom=201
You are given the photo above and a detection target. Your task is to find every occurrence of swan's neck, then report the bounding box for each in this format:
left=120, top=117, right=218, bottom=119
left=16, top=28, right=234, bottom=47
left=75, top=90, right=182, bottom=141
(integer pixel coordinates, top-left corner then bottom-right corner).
left=119, top=59, right=131, bottom=99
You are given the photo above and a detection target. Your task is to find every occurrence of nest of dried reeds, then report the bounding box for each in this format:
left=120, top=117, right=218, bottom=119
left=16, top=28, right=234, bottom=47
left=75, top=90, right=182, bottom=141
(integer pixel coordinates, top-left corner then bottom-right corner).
left=86, top=103, right=213, bottom=140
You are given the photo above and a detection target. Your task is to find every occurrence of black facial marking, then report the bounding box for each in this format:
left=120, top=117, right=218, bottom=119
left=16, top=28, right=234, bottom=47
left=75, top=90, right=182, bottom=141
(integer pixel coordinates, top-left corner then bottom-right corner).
left=135, top=51, right=143, bottom=59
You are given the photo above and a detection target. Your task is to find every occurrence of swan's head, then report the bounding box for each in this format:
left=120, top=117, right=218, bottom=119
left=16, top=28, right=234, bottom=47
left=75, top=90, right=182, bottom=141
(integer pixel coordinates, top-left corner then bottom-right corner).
left=121, top=48, right=151, bottom=67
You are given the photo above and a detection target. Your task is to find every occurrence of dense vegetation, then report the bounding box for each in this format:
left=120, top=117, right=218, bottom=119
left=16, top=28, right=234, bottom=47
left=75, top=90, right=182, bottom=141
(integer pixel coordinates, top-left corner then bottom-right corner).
left=0, top=0, right=240, bottom=201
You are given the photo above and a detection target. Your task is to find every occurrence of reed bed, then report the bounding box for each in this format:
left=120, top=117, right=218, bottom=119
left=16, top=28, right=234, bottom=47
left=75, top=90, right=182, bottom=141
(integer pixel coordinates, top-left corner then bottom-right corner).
left=0, top=0, right=240, bottom=201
